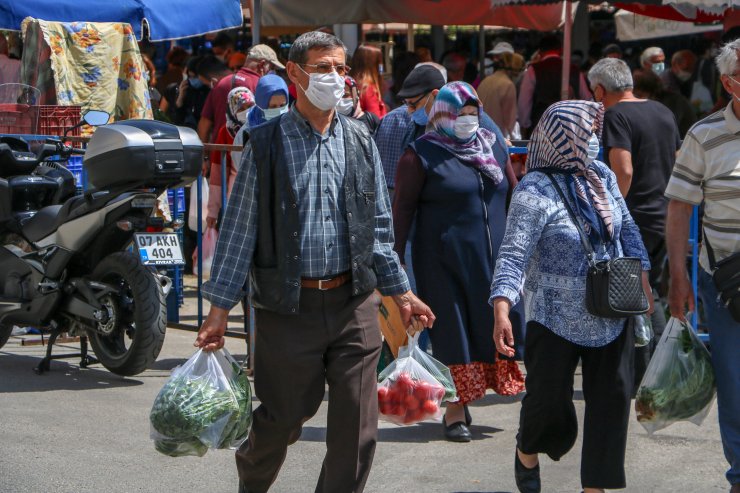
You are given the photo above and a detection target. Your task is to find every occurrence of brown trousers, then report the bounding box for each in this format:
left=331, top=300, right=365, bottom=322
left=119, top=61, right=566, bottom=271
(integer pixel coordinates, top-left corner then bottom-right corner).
left=236, top=285, right=382, bottom=493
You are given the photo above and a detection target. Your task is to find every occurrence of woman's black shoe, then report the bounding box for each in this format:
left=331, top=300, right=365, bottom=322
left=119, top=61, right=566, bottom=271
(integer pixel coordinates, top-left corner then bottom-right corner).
left=442, top=416, right=472, bottom=442
left=514, top=450, right=541, bottom=493
left=463, top=404, right=472, bottom=426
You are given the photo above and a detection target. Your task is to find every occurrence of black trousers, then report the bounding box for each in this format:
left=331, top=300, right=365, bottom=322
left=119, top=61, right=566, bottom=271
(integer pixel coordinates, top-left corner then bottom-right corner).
left=236, top=285, right=382, bottom=493
left=518, top=321, right=634, bottom=489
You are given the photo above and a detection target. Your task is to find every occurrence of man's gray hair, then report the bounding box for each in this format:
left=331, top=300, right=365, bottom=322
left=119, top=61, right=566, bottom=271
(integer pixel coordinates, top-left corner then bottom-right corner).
left=640, top=46, right=664, bottom=67
left=288, top=31, right=347, bottom=65
left=715, top=38, right=740, bottom=76
left=588, top=58, right=634, bottom=92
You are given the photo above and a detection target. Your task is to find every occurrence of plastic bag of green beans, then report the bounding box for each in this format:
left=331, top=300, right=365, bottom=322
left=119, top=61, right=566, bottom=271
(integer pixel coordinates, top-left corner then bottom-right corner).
left=150, top=348, right=252, bottom=457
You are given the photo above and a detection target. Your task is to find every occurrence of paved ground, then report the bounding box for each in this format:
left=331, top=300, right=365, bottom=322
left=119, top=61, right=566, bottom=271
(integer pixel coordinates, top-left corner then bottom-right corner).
left=0, top=281, right=731, bottom=493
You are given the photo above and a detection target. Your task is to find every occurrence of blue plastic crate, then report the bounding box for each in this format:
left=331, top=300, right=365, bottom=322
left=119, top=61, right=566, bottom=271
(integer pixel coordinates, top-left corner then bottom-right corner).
left=167, top=188, right=186, bottom=217
left=65, top=155, right=86, bottom=190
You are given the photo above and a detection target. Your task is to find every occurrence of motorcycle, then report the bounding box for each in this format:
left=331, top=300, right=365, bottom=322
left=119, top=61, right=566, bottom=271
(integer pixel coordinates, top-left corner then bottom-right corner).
left=0, top=112, right=201, bottom=376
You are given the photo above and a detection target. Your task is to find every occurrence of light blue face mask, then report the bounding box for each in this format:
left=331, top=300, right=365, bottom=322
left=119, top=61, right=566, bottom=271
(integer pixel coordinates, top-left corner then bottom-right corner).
left=651, top=62, right=665, bottom=75
left=188, top=78, right=204, bottom=89
left=411, top=107, right=428, bottom=126
left=587, top=133, right=600, bottom=162
left=263, top=105, right=289, bottom=121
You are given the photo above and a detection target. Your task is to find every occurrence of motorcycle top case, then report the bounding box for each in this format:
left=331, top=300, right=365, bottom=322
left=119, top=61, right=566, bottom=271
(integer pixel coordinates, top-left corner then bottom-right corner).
left=84, top=120, right=202, bottom=190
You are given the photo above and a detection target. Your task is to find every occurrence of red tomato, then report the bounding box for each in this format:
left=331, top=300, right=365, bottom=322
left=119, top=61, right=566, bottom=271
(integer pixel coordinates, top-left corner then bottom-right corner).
left=433, top=385, right=445, bottom=401
left=413, top=381, right=433, bottom=401
left=404, top=394, right=420, bottom=411
left=421, top=399, right=439, bottom=415
left=395, top=373, right=414, bottom=393
left=379, top=402, right=391, bottom=415
left=391, top=405, right=405, bottom=416
left=387, top=388, right=402, bottom=405
left=377, top=386, right=389, bottom=403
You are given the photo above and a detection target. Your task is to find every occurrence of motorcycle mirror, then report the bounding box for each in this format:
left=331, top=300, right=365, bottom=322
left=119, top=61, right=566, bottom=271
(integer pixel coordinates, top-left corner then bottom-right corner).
left=82, top=110, right=110, bottom=127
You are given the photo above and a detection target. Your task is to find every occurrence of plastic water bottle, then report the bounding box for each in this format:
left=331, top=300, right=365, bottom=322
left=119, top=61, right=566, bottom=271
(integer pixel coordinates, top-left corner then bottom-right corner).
left=633, top=314, right=653, bottom=347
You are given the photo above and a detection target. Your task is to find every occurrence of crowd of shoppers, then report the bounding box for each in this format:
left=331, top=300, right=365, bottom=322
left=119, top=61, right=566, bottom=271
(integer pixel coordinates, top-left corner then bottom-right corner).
left=150, top=26, right=740, bottom=493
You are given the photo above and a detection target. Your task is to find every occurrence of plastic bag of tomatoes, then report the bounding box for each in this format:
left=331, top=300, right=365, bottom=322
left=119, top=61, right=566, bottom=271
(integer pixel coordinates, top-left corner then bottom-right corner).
left=377, top=334, right=451, bottom=425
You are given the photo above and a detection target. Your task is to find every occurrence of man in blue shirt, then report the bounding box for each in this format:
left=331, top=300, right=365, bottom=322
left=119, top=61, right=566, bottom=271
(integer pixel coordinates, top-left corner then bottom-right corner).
left=195, top=31, right=435, bottom=493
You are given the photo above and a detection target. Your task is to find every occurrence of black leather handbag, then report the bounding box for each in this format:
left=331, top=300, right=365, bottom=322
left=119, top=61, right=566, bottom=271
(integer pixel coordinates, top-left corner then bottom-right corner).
left=546, top=174, right=649, bottom=319
left=704, top=232, right=740, bottom=323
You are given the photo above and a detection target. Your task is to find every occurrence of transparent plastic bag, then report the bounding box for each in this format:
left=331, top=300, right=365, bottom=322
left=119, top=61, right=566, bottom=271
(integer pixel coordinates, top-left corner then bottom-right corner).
left=632, top=314, right=654, bottom=348
left=397, top=333, right=458, bottom=402
left=192, top=227, right=218, bottom=278
left=377, top=334, right=448, bottom=425
left=635, top=317, right=716, bottom=434
left=150, top=348, right=252, bottom=457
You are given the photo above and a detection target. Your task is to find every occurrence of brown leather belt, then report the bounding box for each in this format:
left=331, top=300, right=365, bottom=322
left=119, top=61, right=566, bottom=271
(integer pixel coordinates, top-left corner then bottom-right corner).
left=300, top=272, right=351, bottom=291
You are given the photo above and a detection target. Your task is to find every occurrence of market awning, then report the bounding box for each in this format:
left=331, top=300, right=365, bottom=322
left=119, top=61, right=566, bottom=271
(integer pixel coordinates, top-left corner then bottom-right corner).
left=260, top=0, right=576, bottom=31
left=614, top=8, right=723, bottom=39
left=0, top=0, right=243, bottom=41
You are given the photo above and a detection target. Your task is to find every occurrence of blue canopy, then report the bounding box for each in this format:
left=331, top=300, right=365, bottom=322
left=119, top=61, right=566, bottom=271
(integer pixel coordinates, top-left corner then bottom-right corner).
left=0, top=0, right=243, bottom=41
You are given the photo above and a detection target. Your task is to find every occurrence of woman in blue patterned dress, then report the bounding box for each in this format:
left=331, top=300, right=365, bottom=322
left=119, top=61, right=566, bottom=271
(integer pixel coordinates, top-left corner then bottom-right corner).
left=489, top=100, right=653, bottom=493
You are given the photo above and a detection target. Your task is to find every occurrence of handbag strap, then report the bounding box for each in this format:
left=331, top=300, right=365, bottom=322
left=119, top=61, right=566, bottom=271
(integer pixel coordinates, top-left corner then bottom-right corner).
left=544, top=172, right=596, bottom=263
left=702, top=228, right=718, bottom=270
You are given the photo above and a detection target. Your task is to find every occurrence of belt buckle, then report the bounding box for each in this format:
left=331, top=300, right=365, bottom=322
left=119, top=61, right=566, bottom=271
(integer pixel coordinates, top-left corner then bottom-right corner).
left=317, top=278, right=331, bottom=291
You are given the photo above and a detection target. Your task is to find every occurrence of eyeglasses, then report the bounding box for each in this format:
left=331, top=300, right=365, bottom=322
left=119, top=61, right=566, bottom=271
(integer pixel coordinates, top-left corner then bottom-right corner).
left=405, top=92, right=429, bottom=111
left=299, top=63, right=351, bottom=76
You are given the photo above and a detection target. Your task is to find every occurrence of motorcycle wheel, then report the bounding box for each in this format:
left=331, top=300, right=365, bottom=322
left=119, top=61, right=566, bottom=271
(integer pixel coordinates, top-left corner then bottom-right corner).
left=88, top=252, right=166, bottom=376
left=0, top=324, right=12, bottom=349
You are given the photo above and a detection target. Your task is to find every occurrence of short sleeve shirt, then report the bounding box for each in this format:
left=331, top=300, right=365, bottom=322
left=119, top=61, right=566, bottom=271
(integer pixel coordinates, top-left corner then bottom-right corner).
left=602, top=99, right=681, bottom=237
left=664, top=103, right=740, bottom=270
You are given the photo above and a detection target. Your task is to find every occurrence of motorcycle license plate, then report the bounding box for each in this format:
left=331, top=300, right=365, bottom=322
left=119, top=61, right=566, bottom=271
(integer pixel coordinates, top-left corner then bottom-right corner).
left=134, top=233, right=185, bottom=266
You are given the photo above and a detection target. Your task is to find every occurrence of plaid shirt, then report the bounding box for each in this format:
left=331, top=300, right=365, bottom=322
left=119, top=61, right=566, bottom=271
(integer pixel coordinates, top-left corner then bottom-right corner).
left=202, top=106, right=410, bottom=310
left=374, top=104, right=416, bottom=188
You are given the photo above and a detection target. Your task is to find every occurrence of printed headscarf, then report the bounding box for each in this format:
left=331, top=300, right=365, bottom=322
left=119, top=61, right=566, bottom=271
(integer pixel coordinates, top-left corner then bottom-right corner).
left=247, top=74, right=289, bottom=128
left=225, top=86, right=255, bottom=137
left=526, top=100, right=614, bottom=239
left=419, top=81, right=503, bottom=185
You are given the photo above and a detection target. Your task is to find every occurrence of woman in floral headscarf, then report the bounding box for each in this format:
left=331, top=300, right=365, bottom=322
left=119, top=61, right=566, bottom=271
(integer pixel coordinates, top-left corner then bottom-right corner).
left=207, top=86, right=255, bottom=228
left=490, top=100, right=652, bottom=493
left=393, top=81, right=525, bottom=442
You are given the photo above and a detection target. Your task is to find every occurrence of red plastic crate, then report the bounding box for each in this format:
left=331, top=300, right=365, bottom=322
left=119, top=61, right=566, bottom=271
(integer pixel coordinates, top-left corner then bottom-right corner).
left=0, top=103, right=39, bottom=134
left=39, top=105, right=82, bottom=137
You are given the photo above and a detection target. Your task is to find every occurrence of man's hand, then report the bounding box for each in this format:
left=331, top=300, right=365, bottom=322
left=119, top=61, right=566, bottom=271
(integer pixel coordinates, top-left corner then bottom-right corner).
left=492, top=298, right=515, bottom=358
left=391, top=291, right=435, bottom=335
left=176, top=79, right=188, bottom=108
left=206, top=217, right=217, bottom=229
left=668, top=270, right=695, bottom=322
left=642, top=271, right=655, bottom=315
left=194, top=306, right=229, bottom=351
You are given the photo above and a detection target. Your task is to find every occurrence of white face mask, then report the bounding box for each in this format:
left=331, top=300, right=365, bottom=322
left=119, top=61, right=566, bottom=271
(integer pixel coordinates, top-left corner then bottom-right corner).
left=651, top=62, right=665, bottom=75
left=263, top=105, right=289, bottom=121
left=297, top=66, right=345, bottom=111
left=236, top=109, right=249, bottom=123
left=336, top=98, right=354, bottom=116
left=728, top=76, right=740, bottom=103
left=587, top=132, right=600, bottom=162
left=453, top=115, right=479, bottom=141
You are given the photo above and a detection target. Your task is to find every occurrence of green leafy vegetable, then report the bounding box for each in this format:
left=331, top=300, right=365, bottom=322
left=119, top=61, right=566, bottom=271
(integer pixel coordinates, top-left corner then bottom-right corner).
left=635, top=323, right=715, bottom=431
left=150, top=358, right=252, bottom=457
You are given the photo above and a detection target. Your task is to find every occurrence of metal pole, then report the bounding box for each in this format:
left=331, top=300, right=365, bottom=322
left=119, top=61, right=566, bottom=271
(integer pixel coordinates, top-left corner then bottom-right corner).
left=478, top=25, right=486, bottom=83
left=407, top=24, right=415, bottom=52
left=221, top=153, right=227, bottom=224
left=196, top=175, right=203, bottom=327
left=561, top=0, right=573, bottom=101
left=251, top=0, right=261, bottom=44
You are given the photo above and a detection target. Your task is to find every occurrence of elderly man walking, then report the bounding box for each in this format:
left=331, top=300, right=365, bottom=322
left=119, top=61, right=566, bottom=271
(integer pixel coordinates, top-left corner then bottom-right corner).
left=588, top=57, right=681, bottom=390
left=665, top=39, right=740, bottom=493
left=195, top=31, right=435, bottom=493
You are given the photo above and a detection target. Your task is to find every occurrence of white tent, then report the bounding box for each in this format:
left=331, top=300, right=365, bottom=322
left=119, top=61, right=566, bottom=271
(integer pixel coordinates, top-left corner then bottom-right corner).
left=615, top=8, right=723, bottom=40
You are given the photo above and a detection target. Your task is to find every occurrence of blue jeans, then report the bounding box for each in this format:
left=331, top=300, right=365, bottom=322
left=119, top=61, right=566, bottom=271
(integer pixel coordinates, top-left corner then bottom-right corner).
left=699, top=269, right=740, bottom=486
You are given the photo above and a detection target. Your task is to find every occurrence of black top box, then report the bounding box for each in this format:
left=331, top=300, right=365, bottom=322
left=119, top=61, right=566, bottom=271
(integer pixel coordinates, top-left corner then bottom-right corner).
left=84, top=120, right=202, bottom=190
